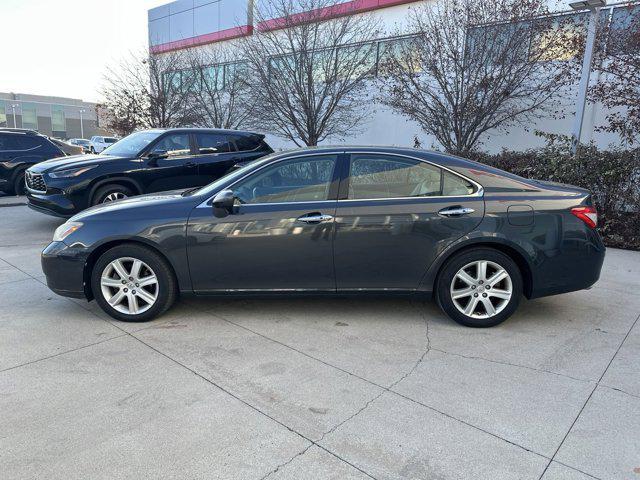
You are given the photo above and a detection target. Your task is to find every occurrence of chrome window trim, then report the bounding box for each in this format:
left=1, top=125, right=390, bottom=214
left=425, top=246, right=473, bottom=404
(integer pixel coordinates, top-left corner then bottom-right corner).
left=196, top=152, right=341, bottom=208
left=196, top=150, right=484, bottom=208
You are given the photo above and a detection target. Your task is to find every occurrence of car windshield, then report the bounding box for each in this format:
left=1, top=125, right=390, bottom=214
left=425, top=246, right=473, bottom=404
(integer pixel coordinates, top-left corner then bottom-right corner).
left=76, top=139, right=90, bottom=145
left=101, top=131, right=163, bottom=156
left=193, top=153, right=280, bottom=198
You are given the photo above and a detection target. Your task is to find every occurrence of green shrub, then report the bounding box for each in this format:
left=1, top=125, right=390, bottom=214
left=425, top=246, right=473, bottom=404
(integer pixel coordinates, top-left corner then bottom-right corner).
left=467, top=136, right=640, bottom=250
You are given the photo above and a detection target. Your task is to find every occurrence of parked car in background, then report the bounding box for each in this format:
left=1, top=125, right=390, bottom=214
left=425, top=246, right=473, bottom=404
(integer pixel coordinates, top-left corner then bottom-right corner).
left=49, top=137, right=83, bottom=156
left=0, top=128, right=65, bottom=195
left=90, top=135, right=118, bottom=153
left=41, top=146, right=605, bottom=327
left=68, top=138, right=93, bottom=154
left=26, top=128, right=273, bottom=217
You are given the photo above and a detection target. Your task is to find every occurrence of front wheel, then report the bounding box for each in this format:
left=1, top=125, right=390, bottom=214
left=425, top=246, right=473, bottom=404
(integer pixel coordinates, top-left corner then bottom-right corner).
left=92, top=184, right=133, bottom=205
left=437, top=248, right=522, bottom=328
left=91, top=244, right=177, bottom=322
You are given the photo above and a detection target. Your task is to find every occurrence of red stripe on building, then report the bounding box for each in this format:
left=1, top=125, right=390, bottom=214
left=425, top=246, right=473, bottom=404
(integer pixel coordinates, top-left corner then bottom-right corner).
left=150, top=25, right=254, bottom=54
left=257, top=0, right=418, bottom=32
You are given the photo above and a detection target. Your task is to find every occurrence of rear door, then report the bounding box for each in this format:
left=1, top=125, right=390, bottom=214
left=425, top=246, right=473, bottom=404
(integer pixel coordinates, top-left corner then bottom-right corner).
left=333, top=152, right=485, bottom=291
left=191, top=132, right=240, bottom=185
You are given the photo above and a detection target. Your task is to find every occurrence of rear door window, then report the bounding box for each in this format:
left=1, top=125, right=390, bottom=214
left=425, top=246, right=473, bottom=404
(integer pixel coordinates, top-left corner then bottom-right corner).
left=348, top=154, right=442, bottom=199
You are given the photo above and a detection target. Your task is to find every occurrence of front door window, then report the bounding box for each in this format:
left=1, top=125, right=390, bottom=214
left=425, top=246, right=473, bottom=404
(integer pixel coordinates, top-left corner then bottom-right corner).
left=233, top=155, right=338, bottom=204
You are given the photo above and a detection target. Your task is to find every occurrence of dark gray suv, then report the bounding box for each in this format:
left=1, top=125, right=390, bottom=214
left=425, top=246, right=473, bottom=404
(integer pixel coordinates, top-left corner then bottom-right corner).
left=0, top=129, right=65, bottom=195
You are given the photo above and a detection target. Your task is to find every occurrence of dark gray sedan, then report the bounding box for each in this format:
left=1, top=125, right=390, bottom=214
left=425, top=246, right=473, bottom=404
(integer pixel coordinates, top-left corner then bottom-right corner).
left=41, top=146, right=605, bottom=327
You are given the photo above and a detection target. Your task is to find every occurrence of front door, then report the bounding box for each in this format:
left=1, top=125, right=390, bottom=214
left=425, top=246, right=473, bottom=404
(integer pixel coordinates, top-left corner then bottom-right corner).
left=333, top=153, right=485, bottom=291
left=187, top=154, right=341, bottom=292
left=145, top=132, right=199, bottom=192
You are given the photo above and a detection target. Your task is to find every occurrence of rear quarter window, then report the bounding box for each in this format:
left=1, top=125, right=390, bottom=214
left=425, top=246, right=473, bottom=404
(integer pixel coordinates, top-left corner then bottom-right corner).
left=232, top=134, right=263, bottom=152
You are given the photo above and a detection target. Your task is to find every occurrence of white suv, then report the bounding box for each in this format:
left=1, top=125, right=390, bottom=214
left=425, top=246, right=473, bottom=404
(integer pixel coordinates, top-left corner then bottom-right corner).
left=90, top=136, right=118, bottom=153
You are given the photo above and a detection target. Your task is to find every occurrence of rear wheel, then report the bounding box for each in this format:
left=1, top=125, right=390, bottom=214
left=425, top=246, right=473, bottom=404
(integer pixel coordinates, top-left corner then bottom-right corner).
left=91, top=244, right=177, bottom=322
left=437, top=248, right=522, bottom=328
left=13, top=170, right=27, bottom=196
left=92, top=184, right=133, bottom=205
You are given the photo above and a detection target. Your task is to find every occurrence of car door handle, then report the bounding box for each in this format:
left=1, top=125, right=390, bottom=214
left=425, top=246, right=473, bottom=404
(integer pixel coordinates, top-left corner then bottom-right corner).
left=438, top=206, right=475, bottom=217
left=297, top=213, right=334, bottom=224
left=185, top=162, right=197, bottom=168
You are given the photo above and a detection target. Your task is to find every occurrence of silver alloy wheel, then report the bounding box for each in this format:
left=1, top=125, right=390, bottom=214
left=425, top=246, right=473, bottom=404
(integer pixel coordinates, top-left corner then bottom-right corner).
left=100, top=257, right=159, bottom=315
left=103, top=192, right=128, bottom=203
left=450, top=260, right=513, bottom=319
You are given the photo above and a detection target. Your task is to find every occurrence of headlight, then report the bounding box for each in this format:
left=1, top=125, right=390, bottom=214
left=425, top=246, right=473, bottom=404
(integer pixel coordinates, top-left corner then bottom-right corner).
left=53, top=222, right=83, bottom=242
left=49, top=166, right=96, bottom=178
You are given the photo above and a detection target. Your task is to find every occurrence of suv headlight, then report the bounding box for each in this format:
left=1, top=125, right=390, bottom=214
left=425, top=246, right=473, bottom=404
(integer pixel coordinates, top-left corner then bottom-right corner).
left=49, top=166, right=96, bottom=178
left=53, top=222, right=83, bottom=242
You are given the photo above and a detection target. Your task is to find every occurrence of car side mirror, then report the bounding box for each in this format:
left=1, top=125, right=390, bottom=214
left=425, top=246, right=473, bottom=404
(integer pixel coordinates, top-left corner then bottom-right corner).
left=212, top=189, right=236, bottom=218
left=147, top=149, right=168, bottom=163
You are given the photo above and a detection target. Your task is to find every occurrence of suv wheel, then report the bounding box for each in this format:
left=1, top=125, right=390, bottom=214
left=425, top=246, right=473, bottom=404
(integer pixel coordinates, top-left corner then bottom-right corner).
left=11, top=170, right=27, bottom=196
left=437, top=248, right=522, bottom=328
left=92, top=184, right=133, bottom=205
left=91, top=244, right=177, bottom=322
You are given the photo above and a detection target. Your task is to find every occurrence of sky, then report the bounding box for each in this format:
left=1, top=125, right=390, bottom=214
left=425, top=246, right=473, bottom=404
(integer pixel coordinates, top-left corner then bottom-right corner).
left=0, top=0, right=168, bottom=103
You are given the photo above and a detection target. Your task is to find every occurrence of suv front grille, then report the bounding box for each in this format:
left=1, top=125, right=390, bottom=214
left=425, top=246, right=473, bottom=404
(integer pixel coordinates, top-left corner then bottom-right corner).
left=26, top=171, right=46, bottom=193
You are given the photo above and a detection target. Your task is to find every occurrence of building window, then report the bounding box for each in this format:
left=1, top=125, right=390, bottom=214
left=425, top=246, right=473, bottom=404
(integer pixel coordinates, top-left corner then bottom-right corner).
left=21, top=103, right=38, bottom=130
left=203, top=64, right=225, bottom=91
left=51, top=105, right=66, bottom=133
left=0, top=101, right=6, bottom=127
left=608, top=5, right=640, bottom=55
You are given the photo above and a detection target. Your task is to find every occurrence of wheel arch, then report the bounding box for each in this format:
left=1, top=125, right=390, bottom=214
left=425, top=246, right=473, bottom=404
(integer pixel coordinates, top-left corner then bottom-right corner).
left=423, top=238, right=535, bottom=299
left=88, top=177, right=144, bottom=204
left=82, top=238, right=179, bottom=301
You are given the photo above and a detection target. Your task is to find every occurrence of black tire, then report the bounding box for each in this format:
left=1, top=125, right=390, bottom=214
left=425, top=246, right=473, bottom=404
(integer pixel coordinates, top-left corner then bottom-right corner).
left=92, top=184, right=134, bottom=205
left=13, top=170, right=27, bottom=196
left=436, top=248, right=523, bottom=328
left=91, top=244, right=177, bottom=322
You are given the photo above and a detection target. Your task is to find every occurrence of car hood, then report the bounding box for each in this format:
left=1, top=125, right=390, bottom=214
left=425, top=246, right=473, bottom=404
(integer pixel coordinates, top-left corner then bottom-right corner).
left=70, top=189, right=195, bottom=221
left=28, top=154, right=127, bottom=173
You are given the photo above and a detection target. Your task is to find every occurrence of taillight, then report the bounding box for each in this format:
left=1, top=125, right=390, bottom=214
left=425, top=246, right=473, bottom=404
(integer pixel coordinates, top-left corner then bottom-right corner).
left=571, top=206, right=598, bottom=228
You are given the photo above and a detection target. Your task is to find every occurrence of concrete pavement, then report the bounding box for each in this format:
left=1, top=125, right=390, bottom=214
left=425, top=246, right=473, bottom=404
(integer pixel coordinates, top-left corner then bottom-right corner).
left=0, top=202, right=638, bottom=480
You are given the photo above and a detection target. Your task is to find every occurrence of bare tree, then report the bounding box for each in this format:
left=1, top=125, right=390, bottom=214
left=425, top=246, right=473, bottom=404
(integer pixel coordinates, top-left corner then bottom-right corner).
left=379, top=0, right=581, bottom=155
left=100, top=50, right=200, bottom=136
left=242, top=0, right=381, bottom=146
left=186, top=48, right=253, bottom=129
left=590, top=5, right=640, bottom=146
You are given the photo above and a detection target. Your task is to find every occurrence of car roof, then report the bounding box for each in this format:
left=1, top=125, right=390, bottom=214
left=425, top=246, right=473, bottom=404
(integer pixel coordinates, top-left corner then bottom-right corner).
left=143, top=127, right=263, bottom=137
left=268, top=145, right=475, bottom=168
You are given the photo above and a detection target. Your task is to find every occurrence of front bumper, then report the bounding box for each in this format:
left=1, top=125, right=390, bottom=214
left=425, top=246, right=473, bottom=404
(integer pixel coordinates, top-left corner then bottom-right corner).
left=0, top=178, right=8, bottom=192
left=27, top=190, right=78, bottom=218
left=41, top=241, right=89, bottom=299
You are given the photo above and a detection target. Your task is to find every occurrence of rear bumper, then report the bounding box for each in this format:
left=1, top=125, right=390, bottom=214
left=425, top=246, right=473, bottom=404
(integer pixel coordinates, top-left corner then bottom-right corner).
left=41, top=241, right=88, bottom=299
left=529, top=234, right=606, bottom=299
left=27, top=191, right=78, bottom=218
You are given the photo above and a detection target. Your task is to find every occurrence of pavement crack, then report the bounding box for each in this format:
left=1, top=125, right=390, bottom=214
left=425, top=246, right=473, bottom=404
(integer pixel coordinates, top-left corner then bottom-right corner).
left=258, top=443, right=314, bottom=480
left=429, top=347, right=595, bottom=384
left=315, top=299, right=432, bottom=444
left=536, top=311, right=640, bottom=480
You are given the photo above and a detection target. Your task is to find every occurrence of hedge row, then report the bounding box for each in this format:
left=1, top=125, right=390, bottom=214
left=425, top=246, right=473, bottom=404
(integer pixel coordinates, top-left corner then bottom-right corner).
left=467, top=139, right=640, bottom=250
